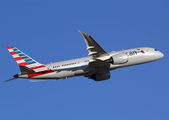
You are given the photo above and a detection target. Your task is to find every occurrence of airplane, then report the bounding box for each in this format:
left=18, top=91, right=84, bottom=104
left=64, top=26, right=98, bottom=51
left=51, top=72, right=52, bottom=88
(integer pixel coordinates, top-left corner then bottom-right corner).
left=5, top=31, right=164, bottom=82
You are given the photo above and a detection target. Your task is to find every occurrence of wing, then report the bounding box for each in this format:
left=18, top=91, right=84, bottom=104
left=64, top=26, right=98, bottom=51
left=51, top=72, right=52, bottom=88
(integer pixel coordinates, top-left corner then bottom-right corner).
left=79, top=31, right=111, bottom=68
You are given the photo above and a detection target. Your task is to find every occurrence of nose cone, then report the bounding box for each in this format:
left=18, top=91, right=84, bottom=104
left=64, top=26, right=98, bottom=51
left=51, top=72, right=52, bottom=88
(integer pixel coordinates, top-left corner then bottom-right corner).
left=154, top=51, right=164, bottom=60
left=160, top=52, right=164, bottom=58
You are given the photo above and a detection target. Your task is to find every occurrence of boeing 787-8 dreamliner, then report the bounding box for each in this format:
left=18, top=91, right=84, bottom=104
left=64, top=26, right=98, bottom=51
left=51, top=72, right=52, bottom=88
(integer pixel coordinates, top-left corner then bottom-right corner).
left=5, top=31, right=164, bottom=82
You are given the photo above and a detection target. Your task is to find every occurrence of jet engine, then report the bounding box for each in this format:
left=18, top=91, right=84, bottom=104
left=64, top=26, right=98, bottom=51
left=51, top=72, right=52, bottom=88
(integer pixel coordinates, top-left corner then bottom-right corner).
left=88, top=71, right=110, bottom=81
left=107, top=53, right=128, bottom=64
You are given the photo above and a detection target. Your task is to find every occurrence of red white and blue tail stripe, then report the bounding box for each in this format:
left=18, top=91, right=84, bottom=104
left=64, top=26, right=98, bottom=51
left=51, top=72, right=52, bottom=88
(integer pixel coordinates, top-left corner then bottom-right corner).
left=6, top=46, right=40, bottom=66
left=6, top=46, right=55, bottom=78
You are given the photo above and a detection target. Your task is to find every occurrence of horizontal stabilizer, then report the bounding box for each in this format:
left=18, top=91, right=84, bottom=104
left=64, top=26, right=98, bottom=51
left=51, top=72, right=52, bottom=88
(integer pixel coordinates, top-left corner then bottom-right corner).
left=19, top=65, right=35, bottom=74
left=4, top=77, right=18, bottom=82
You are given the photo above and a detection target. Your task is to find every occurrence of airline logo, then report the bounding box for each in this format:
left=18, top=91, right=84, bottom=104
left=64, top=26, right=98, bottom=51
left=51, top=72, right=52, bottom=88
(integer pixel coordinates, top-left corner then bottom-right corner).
left=125, top=48, right=145, bottom=56
left=136, top=48, right=145, bottom=53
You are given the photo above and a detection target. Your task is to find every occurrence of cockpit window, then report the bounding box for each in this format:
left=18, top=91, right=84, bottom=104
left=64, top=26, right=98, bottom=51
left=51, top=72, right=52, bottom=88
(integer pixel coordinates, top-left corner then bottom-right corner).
left=154, top=49, right=158, bottom=51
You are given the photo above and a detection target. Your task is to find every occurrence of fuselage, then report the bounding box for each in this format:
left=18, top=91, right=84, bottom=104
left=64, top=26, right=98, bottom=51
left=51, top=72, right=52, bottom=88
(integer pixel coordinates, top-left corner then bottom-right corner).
left=6, top=31, right=164, bottom=82
left=18, top=47, right=163, bottom=80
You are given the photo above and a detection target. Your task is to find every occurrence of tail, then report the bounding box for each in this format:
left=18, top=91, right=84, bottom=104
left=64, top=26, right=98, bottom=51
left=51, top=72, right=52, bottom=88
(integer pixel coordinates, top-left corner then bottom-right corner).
left=6, top=46, right=50, bottom=74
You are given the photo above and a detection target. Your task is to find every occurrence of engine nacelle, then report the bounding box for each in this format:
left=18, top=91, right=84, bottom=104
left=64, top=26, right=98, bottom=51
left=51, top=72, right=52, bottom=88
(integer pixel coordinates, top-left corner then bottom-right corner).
left=89, top=71, right=110, bottom=81
left=109, top=53, right=128, bottom=64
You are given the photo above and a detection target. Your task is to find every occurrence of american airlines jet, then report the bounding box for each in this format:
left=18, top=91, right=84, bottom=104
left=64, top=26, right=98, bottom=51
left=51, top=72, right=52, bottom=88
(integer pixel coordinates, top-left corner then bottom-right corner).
left=5, top=31, right=164, bottom=82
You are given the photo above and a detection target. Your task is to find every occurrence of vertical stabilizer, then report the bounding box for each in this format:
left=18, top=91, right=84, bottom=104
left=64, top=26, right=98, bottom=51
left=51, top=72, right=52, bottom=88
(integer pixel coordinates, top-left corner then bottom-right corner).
left=6, top=46, right=50, bottom=73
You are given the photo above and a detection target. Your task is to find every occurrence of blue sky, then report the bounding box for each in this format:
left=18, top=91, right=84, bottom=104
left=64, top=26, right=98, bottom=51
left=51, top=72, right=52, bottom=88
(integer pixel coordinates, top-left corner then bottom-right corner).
left=1, top=0, right=169, bottom=120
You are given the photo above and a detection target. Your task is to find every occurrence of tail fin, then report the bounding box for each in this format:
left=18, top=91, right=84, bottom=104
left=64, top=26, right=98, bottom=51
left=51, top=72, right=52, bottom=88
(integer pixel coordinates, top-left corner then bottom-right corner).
left=6, top=46, right=49, bottom=73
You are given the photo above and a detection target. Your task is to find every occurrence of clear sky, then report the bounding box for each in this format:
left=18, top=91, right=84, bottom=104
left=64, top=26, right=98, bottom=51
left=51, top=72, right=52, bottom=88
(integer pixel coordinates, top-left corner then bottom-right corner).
left=1, top=0, right=169, bottom=120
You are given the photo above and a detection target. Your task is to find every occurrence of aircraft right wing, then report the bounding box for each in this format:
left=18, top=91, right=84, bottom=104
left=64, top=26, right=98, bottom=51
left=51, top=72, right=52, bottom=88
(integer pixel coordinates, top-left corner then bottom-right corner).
left=79, top=31, right=111, bottom=68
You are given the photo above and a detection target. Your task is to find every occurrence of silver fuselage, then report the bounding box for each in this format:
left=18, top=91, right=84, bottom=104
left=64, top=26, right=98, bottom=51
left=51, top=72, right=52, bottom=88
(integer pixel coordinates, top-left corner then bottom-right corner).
left=19, top=47, right=163, bottom=80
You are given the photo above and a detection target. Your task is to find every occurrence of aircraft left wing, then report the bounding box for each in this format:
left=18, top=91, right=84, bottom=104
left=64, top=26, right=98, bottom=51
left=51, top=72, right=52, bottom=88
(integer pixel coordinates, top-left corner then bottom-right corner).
left=79, top=31, right=111, bottom=68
